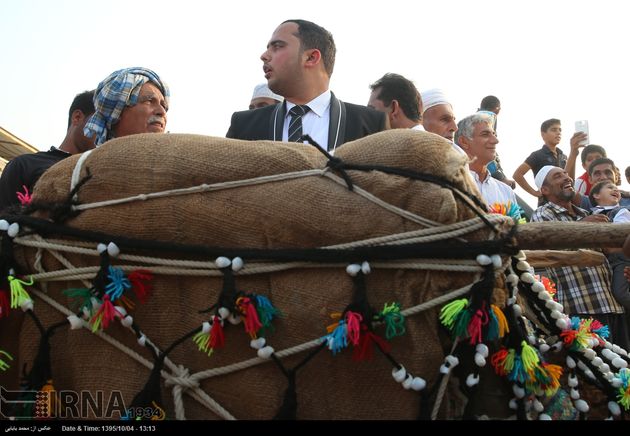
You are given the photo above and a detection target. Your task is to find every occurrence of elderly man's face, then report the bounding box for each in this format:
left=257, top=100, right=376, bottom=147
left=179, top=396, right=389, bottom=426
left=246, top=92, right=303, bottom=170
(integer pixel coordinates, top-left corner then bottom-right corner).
left=422, top=104, right=457, bottom=141
left=113, top=82, right=167, bottom=138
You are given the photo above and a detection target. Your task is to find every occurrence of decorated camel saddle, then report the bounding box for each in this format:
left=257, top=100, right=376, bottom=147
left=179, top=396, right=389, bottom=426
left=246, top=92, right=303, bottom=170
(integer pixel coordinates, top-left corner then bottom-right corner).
left=0, top=129, right=628, bottom=420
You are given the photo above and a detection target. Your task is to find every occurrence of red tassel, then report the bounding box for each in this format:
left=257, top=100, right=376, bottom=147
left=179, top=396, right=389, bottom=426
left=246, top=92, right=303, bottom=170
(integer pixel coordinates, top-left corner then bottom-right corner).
left=128, top=270, right=153, bottom=304
left=90, top=296, right=119, bottom=331
left=345, top=311, right=363, bottom=346
left=16, top=185, right=32, bottom=206
left=467, top=306, right=488, bottom=345
left=490, top=348, right=508, bottom=376
left=209, top=316, right=225, bottom=349
left=237, top=297, right=262, bottom=338
left=0, top=290, right=9, bottom=318
left=352, top=327, right=391, bottom=361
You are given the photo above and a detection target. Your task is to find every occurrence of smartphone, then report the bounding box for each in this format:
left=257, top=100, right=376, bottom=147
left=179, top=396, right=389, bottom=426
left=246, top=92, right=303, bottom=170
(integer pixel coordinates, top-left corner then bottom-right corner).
left=575, top=120, right=589, bottom=146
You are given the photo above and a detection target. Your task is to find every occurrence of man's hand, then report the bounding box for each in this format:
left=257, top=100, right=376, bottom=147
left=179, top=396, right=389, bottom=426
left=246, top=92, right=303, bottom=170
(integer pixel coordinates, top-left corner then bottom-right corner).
left=570, top=132, right=588, bottom=154
left=581, top=214, right=609, bottom=223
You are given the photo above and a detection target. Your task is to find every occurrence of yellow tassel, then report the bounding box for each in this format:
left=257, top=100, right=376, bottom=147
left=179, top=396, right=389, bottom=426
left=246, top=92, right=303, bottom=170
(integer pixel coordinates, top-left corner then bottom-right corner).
left=491, top=305, right=509, bottom=337
left=8, top=275, right=33, bottom=309
left=520, top=341, right=540, bottom=372
left=439, top=299, right=469, bottom=329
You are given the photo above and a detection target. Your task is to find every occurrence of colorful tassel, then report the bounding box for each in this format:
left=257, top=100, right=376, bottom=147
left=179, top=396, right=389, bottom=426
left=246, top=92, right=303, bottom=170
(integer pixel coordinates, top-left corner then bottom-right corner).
left=8, top=275, right=33, bottom=309
left=90, top=295, right=118, bottom=332
left=236, top=297, right=262, bottom=338
left=255, top=294, right=280, bottom=328
left=128, top=270, right=153, bottom=304
left=0, top=289, right=9, bottom=318
left=467, top=305, right=488, bottom=345
left=322, top=320, right=348, bottom=355
left=618, top=368, right=630, bottom=410
left=439, top=298, right=469, bottom=329
left=193, top=317, right=224, bottom=356
left=380, top=302, right=406, bottom=340
left=345, top=311, right=362, bottom=346
left=63, top=288, right=94, bottom=313
left=452, top=308, right=472, bottom=339
left=105, top=266, right=131, bottom=300
left=0, top=350, right=13, bottom=371
left=16, top=185, right=32, bottom=206
left=352, top=327, right=391, bottom=362
left=491, top=305, right=509, bottom=337
left=520, top=341, right=540, bottom=373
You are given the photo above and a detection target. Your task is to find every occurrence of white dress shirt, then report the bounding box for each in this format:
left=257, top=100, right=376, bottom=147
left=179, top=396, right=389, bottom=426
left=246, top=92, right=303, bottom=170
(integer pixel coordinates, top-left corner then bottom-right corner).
left=284, top=91, right=331, bottom=151
left=470, top=169, right=519, bottom=210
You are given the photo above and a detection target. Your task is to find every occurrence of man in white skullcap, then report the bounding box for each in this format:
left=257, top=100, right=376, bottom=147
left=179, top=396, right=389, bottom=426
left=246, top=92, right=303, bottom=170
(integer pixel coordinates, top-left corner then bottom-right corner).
left=420, top=88, right=458, bottom=141
left=530, top=165, right=629, bottom=350
left=249, top=83, right=283, bottom=110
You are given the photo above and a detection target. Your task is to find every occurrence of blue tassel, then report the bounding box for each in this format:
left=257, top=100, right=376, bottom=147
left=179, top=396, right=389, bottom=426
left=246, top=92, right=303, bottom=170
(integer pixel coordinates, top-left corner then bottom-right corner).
left=105, top=266, right=131, bottom=300
left=593, top=324, right=610, bottom=339
left=486, top=308, right=499, bottom=341
left=255, top=294, right=281, bottom=327
left=322, top=320, right=348, bottom=355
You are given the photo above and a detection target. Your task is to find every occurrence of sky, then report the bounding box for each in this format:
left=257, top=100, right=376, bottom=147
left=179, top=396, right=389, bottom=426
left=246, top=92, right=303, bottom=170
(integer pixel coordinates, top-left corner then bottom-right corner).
left=1, top=0, right=629, bottom=208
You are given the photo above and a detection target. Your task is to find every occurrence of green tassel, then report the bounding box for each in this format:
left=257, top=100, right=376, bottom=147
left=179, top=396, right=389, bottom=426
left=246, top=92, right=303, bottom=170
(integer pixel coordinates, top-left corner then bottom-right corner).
left=452, top=309, right=472, bottom=338
left=9, top=275, right=33, bottom=309
left=380, top=302, right=406, bottom=339
left=63, top=288, right=94, bottom=313
left=439, top=298, right=469, bottom=329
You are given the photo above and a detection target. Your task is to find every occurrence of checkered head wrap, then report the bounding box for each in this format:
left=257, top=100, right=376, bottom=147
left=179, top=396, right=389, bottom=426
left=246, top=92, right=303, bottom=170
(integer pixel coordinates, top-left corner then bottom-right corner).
left=84, top=67, right=170, bottom=145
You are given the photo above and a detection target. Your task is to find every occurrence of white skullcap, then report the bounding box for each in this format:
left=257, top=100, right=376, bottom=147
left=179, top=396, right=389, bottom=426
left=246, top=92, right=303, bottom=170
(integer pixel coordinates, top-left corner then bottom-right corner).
left=420, top=88, right=451, bottom=115
left=251, top=83, right=283, bottom=102
left=534, top=165, right=558, bottom=190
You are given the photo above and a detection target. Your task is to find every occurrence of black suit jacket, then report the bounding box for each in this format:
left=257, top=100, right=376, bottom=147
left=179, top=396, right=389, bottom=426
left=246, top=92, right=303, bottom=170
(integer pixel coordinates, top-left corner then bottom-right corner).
left=226, top=92, right=387, bottom=152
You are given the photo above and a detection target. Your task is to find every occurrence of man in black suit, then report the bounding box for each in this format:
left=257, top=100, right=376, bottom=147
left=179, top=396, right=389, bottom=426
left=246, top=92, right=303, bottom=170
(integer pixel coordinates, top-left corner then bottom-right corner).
left=226, top=19, right=388, bottom=154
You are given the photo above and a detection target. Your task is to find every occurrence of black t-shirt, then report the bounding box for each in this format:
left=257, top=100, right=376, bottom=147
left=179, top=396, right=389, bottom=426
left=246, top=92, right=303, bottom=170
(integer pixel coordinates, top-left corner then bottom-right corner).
left=0, top=147, right=70, bottom=211
left=525, top=145, right=567, bottom=176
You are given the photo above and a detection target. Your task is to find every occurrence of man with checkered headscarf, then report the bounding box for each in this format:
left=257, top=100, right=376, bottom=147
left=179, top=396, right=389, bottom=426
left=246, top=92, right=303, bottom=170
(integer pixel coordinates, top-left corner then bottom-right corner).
left=84, top=67, right=170, bottom=145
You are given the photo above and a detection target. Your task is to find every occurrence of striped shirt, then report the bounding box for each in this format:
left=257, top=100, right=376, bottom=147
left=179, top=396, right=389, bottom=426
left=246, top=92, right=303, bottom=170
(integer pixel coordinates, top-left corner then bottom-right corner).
left=531, top=201, right=624, bottom=315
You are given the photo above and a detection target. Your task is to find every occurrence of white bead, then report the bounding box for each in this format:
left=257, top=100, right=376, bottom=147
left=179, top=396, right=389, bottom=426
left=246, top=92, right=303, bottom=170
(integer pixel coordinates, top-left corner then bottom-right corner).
left=474, top=353, right=486, bottom=367
left=476, top=254, right=492, bottom=266
left=553, top=302, right=564, bottom=312
left=67, top=314, right=83, bottom=330
left=584, top=370, right=595, bottom=380
left=506, top=274, right=519, bottom=286
left=228, top=313, right=242, bottom=325
left=231, top=257, right=244, bottom=272
left=257, top=346, right=274, bottom=359
left=392, top=366, right=407, bottom=383
left=544, top=300, right=557, bottom=310
left=576, top=361, right=588, bottom=372
left=533, top=399, right=544, bottom=413
left=218, top=307, right=230, bottom=320
left=531, top=282, right=545, bottom=293
left=528, top=335, right=537, bottom=346
left=612, top=357, right=627, bottom=369
left=201, top=321, right=211, bottom=334
left=589, top=338, right=599, bottom=348
left=570, top=388, right=580, bottom=400
left=608, top=401, right=621, bottom=416
left=537, top=291, right=551, bottom=301
left=516, top=261, right=530, bottom=272
left=508, top=399, right=518, bottom=410
left=138, top=335, right=147, bottom=346
left=566, top=356, right=576, bottom=369
left=114, top=306, right=127, bottom=317
left=538, top=413, right=552, bottom=420
left=611, top=378, right=622, bottom=388
left=515, top=251, right=527, bottom=260
left=507, top=297, right=517, bottom=305
left=475, top=343, right=489, bottom=358
left=345, top=264, right=361, bottom=276
left=539, top=343, right=550, bottom=353
left=7, top=222, right=19, bottom=238
left=513, top=384, right=525, bottom=399
left=601, top=348, right=613, bottom=359
left=0, top=220, right=8, bottom=230
left=107, top=242, right=120, bottom=257
left=520, top=273, right=535, bottom=284
left=552, top=341, right=564, bottom=352
left=591, top=357, right=603, bottom=367
left=599, top=363, right=611, bottom=374
left=97, top=243, right=107, bottom=253
left=513, top=304, right=522, bottom=317
left=361, top=261, right=371, bottom=275
left=555, top=318, right=569, bottom=330
left=568, top=374, right=578, bottom=387
left=466, top=373, right=480, bottom=387
left=402, top=374, right=414, bottom=390
left=582, top=349, right=596, bottom=359
left=410, top=377, right=426, bottom=391
left=215, top=256, right=231, bottom=269
left=445, top=354, right=459, bottom=367
left=121, top=316, right=134, bottom=328
left=250, top=337, right=266, bottom=350
left=491, top=255, right=502, bottom=269
left=20, top=299, right=33, bottom=312
left=574, top=399, right=589, bottom=413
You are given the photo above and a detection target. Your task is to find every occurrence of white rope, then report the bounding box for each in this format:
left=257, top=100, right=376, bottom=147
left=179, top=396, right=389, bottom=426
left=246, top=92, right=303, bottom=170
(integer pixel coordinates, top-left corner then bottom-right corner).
left=431, top=339, right=459, bottom=420
left=70, top=149, right=95, bottom=202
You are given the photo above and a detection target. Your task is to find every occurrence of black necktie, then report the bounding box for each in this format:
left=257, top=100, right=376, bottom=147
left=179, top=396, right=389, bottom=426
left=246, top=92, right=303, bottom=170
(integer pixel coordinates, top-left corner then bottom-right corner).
left=288, top=105, right=310, bottom=142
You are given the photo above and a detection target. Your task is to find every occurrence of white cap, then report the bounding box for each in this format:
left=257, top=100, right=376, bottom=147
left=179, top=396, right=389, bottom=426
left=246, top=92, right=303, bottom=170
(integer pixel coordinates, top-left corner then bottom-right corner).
left=420, top=88, right=451, bottom=115
left=534, top=165, right=558, bottom=190
left=251, top=83, right=283, bottom=102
